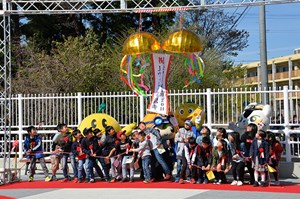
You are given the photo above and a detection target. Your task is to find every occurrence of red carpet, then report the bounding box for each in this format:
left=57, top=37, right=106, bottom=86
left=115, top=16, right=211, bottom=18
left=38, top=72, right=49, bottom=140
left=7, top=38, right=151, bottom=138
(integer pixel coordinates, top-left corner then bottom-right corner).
left=0, top=180, right=299, bottom=194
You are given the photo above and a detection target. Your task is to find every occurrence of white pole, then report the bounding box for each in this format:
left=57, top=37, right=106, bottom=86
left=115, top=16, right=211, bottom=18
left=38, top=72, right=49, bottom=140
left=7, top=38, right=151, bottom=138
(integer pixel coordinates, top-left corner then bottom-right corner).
left=77, top=92, right=82, bottom=125
left=283, top=86, right=291, bottom=162
left=206, top=88, right=212, bottom=131
left=18, top=94, right=23, bottom=159
left=139, top=95, right=145, bottom=122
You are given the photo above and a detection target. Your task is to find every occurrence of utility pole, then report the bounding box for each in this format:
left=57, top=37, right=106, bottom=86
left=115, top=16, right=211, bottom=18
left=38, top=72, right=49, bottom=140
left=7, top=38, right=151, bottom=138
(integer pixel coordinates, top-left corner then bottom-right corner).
left=259, top=4, right=269, bottom=104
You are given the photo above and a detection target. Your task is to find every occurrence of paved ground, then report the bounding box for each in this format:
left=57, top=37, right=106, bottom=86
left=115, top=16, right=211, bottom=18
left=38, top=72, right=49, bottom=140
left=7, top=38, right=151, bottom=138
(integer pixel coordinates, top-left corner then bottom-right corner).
left=1, top=188, right=300, bottom=199
left=0, top=168, right=299, bottom=199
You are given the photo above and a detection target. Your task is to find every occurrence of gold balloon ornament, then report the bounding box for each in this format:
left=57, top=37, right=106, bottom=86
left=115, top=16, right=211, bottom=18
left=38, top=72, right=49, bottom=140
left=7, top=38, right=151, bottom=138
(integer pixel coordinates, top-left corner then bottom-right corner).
left=122, top=32, right=161, bottom=55
left=162, top=29, right=205, bottom=88
left=162, top=29, right=203, bottom=53
left=120, top=32, right=161, bottom=96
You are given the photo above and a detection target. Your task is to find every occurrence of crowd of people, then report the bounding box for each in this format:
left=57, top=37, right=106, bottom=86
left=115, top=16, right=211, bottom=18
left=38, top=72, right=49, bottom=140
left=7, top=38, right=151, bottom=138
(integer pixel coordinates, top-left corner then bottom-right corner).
left=23, top=120, right=283, bottom=187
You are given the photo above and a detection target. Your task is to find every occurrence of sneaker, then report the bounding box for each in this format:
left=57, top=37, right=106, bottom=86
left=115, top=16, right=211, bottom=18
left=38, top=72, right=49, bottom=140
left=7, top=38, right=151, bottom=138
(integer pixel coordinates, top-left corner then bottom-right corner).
left=45, top=176, right=51, bottom=182
left=73, top=177, right=78, bottom=183
left=61, top=178, right=68, bottom=183
left=50, top=175, right=57, bottom=181
left=274, top=181, right=280, bottom=186
left=260, top=181, right=267, bottom=187
left=149, top=178, right=156, bottom=183
left=253, top=181, right=259, bottom=187
left=203, top=179, right=208, bottom=184
left=110, top=178, right=116, bottom=183
left=85, top=179, right=89, bottom=183
left=89, top=179, right=95, bottom=183
left=78, top=179, right=82, bottom=183
left=231, top=180, right=238, bottom=185
left=190, top=178, right=196, bottom=184
left=237, top=181, right=243, bottom=186
left=179, top=178, right=184, bottom=184
left=214, top=179, right=221, bottom=185
left=196, top=179, right=203, bottom=184
left=129, top=178, right=134, bottom=182
left=143, top=180, right=150, bottom=184
left=28, top=176, right=34, bottom=182
left=174, top=177, right=179, bottom=183
left=121, top=178, right=127, bottom=182
left=164, top=173, right=172, bottom=180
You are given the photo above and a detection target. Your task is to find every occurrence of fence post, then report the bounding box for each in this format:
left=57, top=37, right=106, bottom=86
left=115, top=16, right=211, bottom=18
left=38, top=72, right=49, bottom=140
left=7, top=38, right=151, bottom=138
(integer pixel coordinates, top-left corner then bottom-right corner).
left=206, top=88, right=212, bottom=131
left=139, top=95, right=145, bottom=122
left=283, top=86, right=291, bottom=162
left=18, top=94, right=23, bottom=159
left=77, top=92, right=82, bottom=125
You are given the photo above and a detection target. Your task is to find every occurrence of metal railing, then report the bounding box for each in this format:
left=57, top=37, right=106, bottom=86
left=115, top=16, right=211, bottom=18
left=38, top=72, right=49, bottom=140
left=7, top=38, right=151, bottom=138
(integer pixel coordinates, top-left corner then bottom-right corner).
left=1, top=86, right=300, bottom=162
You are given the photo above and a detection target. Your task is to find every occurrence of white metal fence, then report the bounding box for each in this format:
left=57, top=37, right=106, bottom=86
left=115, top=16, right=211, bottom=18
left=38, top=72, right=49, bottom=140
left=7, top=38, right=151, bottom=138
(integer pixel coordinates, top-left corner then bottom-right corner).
left=1, top=86, right=300, bottom=162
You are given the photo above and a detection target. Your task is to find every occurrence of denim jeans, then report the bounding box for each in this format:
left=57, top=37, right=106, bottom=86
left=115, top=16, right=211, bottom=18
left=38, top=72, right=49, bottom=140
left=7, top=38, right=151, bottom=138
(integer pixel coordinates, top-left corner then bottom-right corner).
left=153, top=148, right=170, bottom=174
left=85, top=157, right=94, bottom=180
left=142, top=155, right=152, bottom=181
left=176, top=158, right=182, bottom=178
left=78, top=159, right=85, bottom=179
left=122, top=155, right=134, bottom=179
left=98, top=158, right=110, bottom=180
left=70, top=153, right=78, bottom=178
left=61, top=154, right=70, bottom=178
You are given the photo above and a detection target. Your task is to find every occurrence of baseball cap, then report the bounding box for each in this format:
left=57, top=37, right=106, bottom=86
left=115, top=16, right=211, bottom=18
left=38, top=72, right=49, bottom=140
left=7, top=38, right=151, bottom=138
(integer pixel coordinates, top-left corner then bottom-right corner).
left=184, top=120, right=193, bottom=127
left=117, top=130, right=126, bottom=139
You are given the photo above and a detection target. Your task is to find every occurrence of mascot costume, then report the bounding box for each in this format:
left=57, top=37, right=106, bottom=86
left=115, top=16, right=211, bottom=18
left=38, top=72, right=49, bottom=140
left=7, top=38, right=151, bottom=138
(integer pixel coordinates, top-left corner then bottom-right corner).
left=175, top=102, right=206, bottom=137
left=229, top=102, right=272, bottom=133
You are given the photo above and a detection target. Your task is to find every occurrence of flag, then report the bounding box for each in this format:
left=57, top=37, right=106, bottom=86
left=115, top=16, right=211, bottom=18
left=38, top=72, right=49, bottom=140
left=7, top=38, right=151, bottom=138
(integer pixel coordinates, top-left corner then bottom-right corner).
left=268, top=165, right=277, bottom=173
left=206, top=170, right=215, bottom=180
left=147, top=53, right=172, bottom=115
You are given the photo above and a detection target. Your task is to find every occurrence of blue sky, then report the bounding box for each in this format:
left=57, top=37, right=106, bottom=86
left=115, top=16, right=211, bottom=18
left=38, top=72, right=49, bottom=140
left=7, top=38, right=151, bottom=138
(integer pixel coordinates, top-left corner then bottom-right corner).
left=225, top=3, right=300, bottom=64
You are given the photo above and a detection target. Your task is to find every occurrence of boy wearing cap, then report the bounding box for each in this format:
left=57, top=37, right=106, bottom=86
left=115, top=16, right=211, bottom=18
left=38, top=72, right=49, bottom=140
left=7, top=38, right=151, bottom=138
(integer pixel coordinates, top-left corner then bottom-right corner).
left=175, top=120, right=194, bottom=182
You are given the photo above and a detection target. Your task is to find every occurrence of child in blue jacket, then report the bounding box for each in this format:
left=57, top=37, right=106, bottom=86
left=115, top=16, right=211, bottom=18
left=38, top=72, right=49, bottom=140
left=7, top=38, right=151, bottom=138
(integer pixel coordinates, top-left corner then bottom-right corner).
left=24, top=126, right=51, bottom=182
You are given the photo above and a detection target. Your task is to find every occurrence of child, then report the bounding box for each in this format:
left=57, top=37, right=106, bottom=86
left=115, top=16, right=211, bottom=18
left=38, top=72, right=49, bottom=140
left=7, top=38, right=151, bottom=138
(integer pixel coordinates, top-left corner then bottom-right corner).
left=130, top=131, right=152, bottom=183
left=198, top=136, right=212, bottom=184
left=250, top=130, right=269, bottom=187
left=71, top=129, right=86, bottom=183
left=178, top=137, right=198, bottom=184
left=211, top=139, right=230, bottom=184
left=240, top=123, right=257, bottom=184
left=196, top=126, right=213, bottom=145
left=267, top=132, right=283, bottom=186
left=117, top=131, right=134, bottom=182
left=81, top=128, right=98, bottom=183
left=94, top=128, right=110, bottom=182
left=102, top=126, right=119, bottom=182
left=138, top=122, right=172, bottom=181
left=174, top=120, right=194, bottom=182
left=51, top=123, right=73, bottom=182
left=229, top=132, right=245, bottom=186
left=107, top=130, right=133, bottom=182
left=24, top=126, right=51, bottom=182
left=132, top=130, right=144, bottom=180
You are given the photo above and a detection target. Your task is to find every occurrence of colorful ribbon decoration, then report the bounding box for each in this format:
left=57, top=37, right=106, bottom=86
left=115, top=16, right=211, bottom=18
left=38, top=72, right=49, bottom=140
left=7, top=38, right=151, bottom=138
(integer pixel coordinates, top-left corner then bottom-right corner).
left=183, top=53, right=205, bottom=88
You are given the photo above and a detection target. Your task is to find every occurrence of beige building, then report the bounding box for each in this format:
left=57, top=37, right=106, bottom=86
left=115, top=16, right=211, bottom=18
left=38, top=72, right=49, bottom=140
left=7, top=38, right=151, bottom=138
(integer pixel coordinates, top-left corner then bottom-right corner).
left=241, top=49, right=300, bottom=89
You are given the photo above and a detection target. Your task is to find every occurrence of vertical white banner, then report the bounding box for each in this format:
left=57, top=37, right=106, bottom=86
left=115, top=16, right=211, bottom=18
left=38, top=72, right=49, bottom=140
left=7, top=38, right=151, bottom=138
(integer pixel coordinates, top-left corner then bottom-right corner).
left=147, top=53, right=172, bottom=115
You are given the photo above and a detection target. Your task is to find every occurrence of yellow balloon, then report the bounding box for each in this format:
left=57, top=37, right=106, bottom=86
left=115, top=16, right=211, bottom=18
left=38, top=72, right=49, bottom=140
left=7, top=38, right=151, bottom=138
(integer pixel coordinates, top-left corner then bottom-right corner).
left=121, top=122, right=137, bottom=136
left=122, top=32, right=161, bottom=55
left=162, top=29, right=203, bottom=53
left=175, top=102, right=205, bottom=127
left=78, top=113, right=121, bottom=136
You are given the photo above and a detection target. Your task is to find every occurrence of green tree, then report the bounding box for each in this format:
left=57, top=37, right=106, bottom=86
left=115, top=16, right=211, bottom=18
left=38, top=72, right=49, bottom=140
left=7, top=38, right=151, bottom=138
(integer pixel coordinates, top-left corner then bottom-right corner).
left=12, top=29, right=123, bottom=93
